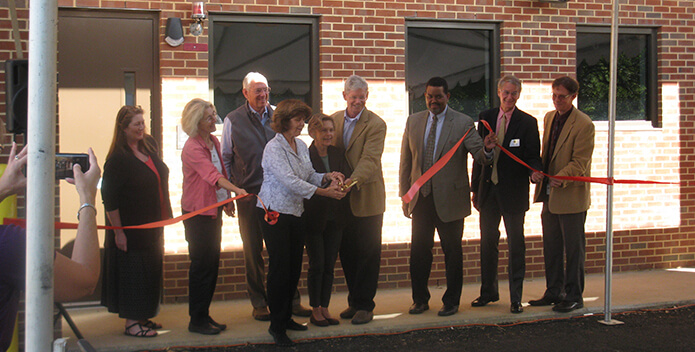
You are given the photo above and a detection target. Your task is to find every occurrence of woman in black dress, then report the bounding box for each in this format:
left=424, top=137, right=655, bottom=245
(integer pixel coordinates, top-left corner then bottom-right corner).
left=101, top=106, right=172, bottom=338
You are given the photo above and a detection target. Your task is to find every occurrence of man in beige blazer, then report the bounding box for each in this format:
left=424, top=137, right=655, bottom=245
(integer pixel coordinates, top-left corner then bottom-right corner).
left=331, top=75, right=387, bottom=325
left=530, top=76, right=595, bottom=313
left=399, top=77, right=495, bottom=317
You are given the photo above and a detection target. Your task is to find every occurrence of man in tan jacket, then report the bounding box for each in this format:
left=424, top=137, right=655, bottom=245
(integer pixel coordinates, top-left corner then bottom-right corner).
left=331, top=75, right=387, bottom=325
left=530, top=76, right=595, bottom=313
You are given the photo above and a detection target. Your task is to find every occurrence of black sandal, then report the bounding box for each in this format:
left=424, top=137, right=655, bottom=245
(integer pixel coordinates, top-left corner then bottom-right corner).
left=124, top=322, right=158, bottom=338
left=141, top=320, right=163, bottom=329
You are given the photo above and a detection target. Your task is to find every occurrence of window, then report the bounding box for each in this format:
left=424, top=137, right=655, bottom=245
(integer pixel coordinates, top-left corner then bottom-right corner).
left=576, top=26, right=657, bottom=125
left=210, top=14, right=320, bottom=118
left=406, top=20, right=500, bottom=118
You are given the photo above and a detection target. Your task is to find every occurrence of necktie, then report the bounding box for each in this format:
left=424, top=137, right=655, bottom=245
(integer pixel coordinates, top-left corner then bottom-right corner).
left=491, top=114, right=507, bottom=185
left=421, top=115, right=438, bottom=197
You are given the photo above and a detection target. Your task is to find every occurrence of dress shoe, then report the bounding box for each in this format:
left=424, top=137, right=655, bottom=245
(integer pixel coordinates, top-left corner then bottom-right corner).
left=208, top=316, right=227, bottom=331
left=188, top=322, right=221, bottom=335
left=351, top=310, right=374, bottom=324
left=510, top=302, right=523, bottom=314
left=286, top=319, right=308, bottom=331
left=552, top=301, right=584, bottom=313
left=528, top=296, right=562, bottom=306
left=310, top=315, right=330, bottom=327
left=326, top=317, right=340, bottom=325
left=268, top=328, right=295, bottom=347
left=471, top=296, right=499, bottom=307
left=408, top=303, right=429, bottom=314
left=438, top=305, right=459, bottom=317
left=252, top=306, right=271, bottom=321
left=340, top=306, right=357, bottom=319
left=292, top=304, right=312, bottom=317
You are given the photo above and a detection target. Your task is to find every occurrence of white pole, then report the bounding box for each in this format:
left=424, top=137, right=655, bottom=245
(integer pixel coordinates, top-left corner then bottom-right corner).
left=599, top=0, right=623, bottom=326
left=25, top=0, right=58, bottom=349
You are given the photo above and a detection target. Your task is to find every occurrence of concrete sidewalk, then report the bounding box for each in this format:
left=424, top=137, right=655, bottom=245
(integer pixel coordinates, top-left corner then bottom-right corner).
left=60, top=268, right=695, bottom=351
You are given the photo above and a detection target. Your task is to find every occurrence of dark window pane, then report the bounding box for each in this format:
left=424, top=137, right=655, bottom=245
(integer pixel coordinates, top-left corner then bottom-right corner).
left=577, top=32, right=649, bottom=121
left=212, top=21, right=312, bottom=118
left=407, top=26, right=494, bottom=118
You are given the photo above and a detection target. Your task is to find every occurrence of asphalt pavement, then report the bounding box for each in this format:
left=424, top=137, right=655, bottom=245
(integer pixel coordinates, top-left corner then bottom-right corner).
left=59, top=268, right=695, bottom=351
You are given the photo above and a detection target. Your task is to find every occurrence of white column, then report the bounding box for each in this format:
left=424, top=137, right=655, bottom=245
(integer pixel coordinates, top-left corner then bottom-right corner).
left=25, top=0, right=58, bottom=349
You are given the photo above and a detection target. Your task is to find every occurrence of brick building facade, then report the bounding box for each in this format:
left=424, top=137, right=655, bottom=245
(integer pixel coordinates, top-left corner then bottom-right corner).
left=1, top=0, right=693, bottom=307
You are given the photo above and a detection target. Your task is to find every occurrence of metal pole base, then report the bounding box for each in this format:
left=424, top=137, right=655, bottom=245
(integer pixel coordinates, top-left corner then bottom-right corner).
left=598, top=319, right=625, bottom=326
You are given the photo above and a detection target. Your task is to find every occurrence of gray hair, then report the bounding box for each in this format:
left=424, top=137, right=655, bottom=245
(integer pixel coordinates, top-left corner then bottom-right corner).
left=498, top=75, right=522, bottom=92
left=344, top=75, right=368, bottom=93
left=243, top=72, right=268, bottom=90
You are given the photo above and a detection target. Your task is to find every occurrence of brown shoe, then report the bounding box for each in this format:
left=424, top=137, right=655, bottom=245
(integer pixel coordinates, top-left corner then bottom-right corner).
left=292, top=304, right=312, bottom=317
left=340, top=306, right=357, bottom=319
left=252, top=306, right=270, bottom=321
left=351, top=310, right=373, bottom=325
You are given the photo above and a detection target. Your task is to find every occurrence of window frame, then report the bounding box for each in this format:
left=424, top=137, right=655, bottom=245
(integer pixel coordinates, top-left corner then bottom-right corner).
left=208, top=13, right=321, bottom=113
left=404, top=19, right=501, bottom=117
left=576, top=25, right=658, bottom=127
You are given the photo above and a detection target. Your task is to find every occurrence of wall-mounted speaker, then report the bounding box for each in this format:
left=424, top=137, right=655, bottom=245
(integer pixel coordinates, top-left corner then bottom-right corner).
left=4, top=59, right=28, bottom=134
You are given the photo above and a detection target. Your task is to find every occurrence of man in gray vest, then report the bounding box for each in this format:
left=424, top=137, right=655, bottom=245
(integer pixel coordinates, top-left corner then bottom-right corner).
left=222, top=72, right=310, bottom=321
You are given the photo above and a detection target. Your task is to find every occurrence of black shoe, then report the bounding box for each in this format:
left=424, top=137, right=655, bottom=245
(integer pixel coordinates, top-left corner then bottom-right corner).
left=471, top=296, right=499, bottom=307
left=208, top=316, right=227, bottom=331
left=438, top=305, right=459, bottom=317
left=286, top=319, right=308, bottom=331
left=340, top=306, right=357, bottom=319
left=188, top=322, right=221, bottom=335
left=528, top=296, right=562, bottom=306
left=292, top=304, right=312, bottom=317
left=552, top=301, right=584, bottom=313
left=268, top=328, right=295, bottom=347
left=408, top=303, right=429, bottom=314
left=510, top=302, right=523, bottom=314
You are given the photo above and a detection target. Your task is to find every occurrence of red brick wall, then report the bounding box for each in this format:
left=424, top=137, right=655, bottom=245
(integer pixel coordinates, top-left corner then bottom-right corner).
left=2, top=0, right=694, bottom=307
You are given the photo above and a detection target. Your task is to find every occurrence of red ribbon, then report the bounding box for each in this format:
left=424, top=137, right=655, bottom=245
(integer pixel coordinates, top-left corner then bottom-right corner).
left=478, top=119, right=678, bottom=186
left=401, top=127, right=474, bottom=203
left=401, top=119, right=678, bottom=205
left=3, top=193, right=280, bottom=229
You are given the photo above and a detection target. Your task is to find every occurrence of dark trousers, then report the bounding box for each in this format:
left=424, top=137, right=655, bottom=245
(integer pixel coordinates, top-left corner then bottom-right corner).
left=339, top=211, right=383, bottom=312
left=410, top=194, right=464, bottom=307
left=540, top=203, right=587, bottom=303
left=305, top=217, right=344, bottom=308
left=183, top=209, right=222, bottom=325
left=236, top=196, right=269, bottom=308
left=259, top=209, right=305, bottom=333
left=478, top=185, right=526, bottom=303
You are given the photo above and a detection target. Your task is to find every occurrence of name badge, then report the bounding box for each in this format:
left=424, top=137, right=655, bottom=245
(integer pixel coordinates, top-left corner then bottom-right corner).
left=509, top=139, right=521, bottom=147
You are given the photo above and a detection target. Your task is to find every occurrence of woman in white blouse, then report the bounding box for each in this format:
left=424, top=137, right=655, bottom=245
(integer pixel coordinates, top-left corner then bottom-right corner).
left=256, top=99, right=346, bottom=346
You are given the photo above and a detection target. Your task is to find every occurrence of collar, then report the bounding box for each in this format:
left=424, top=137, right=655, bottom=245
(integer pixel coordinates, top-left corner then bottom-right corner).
left=344, top=108, right=365, bottom=123
left=428, top=105, right=448, bottom=121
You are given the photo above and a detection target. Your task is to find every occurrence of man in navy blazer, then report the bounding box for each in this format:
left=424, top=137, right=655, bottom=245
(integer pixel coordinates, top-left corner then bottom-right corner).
left=400, top=77, right=495, bottom=317
left=471, top=75, right=542, bottom=314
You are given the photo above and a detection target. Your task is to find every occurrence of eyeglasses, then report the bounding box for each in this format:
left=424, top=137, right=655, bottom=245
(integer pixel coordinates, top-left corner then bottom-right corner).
left=552, top=93, right=574, bottom=100
left=500, top=90, right=519, bottom=97
left=205, top=114, right=221, bottom=123
left=251, top=87, right=271, bottom=95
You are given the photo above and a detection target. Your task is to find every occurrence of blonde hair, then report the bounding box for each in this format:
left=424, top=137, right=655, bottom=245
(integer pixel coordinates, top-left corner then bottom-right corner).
left=181, top=98, right=215, bottom=137
left=307, top=113, right=334, bottom=139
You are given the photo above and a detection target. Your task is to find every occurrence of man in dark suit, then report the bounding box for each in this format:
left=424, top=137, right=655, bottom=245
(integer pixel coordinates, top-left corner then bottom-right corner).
left=331, top=75, right=387, bottom=325
left=471, top=75, right=542, bottom=314
left=399, top=77, right=495, bottom=317
left=529, top=76, right=595, bottom=313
